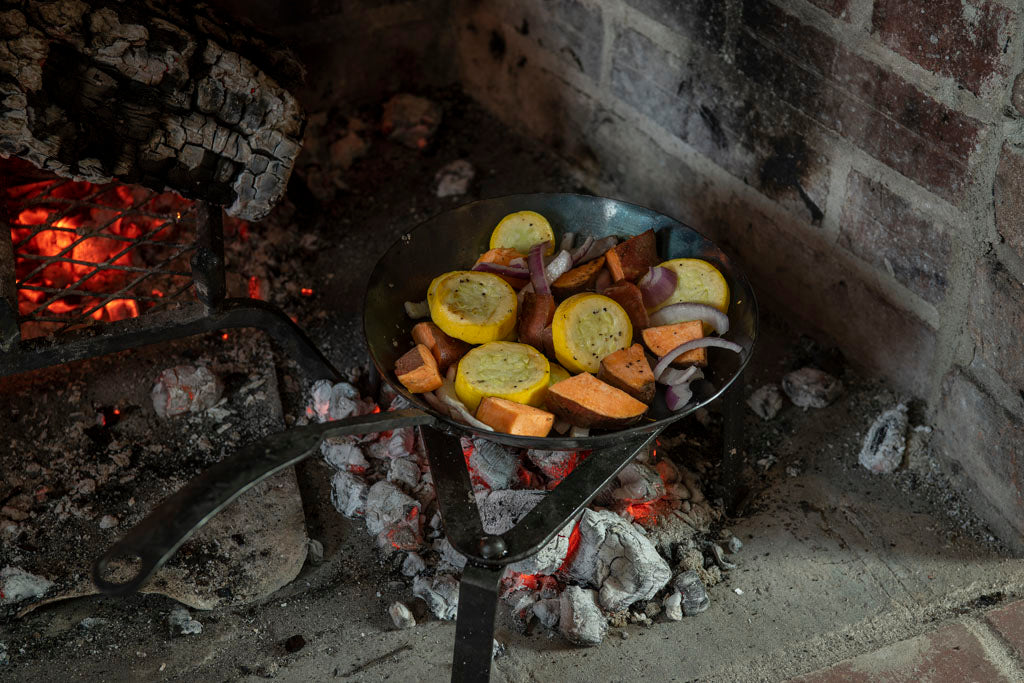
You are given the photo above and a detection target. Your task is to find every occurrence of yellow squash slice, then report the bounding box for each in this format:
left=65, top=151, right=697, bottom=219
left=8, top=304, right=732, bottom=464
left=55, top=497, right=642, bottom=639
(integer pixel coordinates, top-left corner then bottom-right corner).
left=551, top=293, right=632, bottom=374
left=428, top=271, right=518, bottom=344
left=489, top=211, right=556, bottom=255
left=454, top=341, right=550, bottom=413
left=648, top=258, right=730, bottom=314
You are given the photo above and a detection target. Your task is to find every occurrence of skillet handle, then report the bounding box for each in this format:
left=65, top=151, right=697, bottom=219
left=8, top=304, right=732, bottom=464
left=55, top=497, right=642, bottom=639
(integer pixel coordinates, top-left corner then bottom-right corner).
left=93, top=408, right=436, bottom=595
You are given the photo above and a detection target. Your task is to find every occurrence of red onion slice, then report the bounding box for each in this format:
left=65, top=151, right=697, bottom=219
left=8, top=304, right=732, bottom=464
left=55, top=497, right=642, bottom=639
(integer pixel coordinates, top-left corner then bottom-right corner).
left=404, top=300, right=430, bottom=318
left=569, top=235, right=595, bottom=265
left=560, top=232, right=576, bottom=253
left=472, top=261, right=530, bottom=279
left=575, top=235, right=617, bottom=264
left=569, top=425, right=590, bottom=437
left=665, top=383, right=693, bottom=411
left=652, top=338, right=742, bottom=380
left=638, top=266, right=678, bottom=308
left=528, top=242, right=552, bottom=295
left=422, top=390, right=451, bottom=417
left=544, top=250, right=573, bottom=283
left=594, top=269, right=612, bottom=293
left=657, top=365, right=702, bottom=386
left=648, top=303, right=730, bottom=335
left=437, top=368, right=493, bottom=431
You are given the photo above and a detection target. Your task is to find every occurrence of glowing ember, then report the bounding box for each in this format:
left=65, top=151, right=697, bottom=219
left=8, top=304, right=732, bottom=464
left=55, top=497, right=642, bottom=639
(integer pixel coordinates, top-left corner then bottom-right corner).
left=6, top=172, right=196, bottom=336
left=626, top=502, right=659, bottom=525
left=248, top=276, right=262, bottom=300
left=300, top=287, right=313, bottom=296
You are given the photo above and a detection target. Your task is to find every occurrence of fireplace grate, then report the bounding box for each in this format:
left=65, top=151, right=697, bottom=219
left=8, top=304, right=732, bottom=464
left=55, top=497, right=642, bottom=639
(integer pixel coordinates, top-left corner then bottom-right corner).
left=5, top=172, right=200, bottom=338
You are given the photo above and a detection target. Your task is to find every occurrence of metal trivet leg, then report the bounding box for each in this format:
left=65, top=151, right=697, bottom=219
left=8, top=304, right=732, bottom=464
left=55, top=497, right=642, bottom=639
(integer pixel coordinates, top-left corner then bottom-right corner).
left=421, top=426, right=659, bottom=683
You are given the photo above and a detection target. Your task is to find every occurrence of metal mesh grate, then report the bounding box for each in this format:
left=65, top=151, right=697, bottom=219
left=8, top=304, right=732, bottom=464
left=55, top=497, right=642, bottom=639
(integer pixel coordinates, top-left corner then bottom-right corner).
left=3, top=171, right=199, bottom=339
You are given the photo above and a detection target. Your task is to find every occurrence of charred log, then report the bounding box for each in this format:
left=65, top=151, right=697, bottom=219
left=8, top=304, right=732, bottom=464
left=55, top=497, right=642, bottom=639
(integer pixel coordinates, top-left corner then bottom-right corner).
left=0, top=1, right=305, bottom=220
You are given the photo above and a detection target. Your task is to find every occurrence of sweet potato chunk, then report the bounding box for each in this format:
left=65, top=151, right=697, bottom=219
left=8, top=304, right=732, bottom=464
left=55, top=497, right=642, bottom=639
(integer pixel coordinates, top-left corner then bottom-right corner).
left=476, top=397, right=554, bottom=437
left=518, top=292, right=556, bottom=349
left=605, top=229, right=658, bottom=282
left=598, top=344, right=655, bottom=403
left=412, top=322, right=471, bottom=373
left=545, top=373, right=648, bottom=429
left=551, top=256, right=606, bottom=298
left=395, top=344, right=443, bottom=393
left=475, top=248, right=529, bottom=289
left=641, top=321, right=706, bottom=367
left=601, top=281, right=649, bottom=330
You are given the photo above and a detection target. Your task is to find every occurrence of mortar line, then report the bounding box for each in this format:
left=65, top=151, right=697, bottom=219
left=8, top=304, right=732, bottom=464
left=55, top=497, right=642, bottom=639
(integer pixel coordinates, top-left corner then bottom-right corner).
left=963, top=614, right=1024, bottom=680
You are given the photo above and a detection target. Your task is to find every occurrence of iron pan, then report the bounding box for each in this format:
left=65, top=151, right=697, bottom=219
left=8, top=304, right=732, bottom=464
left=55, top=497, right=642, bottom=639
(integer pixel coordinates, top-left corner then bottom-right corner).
left=364, top=193, right=758, bottom=449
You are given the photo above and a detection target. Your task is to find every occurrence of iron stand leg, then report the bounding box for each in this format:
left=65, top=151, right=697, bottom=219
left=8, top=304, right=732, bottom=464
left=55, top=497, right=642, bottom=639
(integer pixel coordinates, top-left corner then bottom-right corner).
left=452, top=563, right=505, bottom=683
left=718, top=368, right=747, bottom=514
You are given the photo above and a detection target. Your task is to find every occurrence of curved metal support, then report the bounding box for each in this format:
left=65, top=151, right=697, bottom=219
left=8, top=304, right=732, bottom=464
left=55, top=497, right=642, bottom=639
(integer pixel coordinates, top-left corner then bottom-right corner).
left=0, top=298, right=341, bottom=381
left=93, top=408, right=435, bottom=595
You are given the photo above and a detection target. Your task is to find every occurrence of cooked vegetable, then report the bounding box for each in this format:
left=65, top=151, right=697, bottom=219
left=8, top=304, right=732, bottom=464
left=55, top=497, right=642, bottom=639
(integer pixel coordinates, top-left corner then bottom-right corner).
left=490, top=211, right=555, bottom=255
left=428, top=270, right=518, bottom=344
left=651, top=337, right=742, bottom=381
left=551, top=293, right=633, bottom=374
left=601, top=280, right=649, bottom=330
left=665, top=383, right=693, bottom=411
left=648, top=258, right=730, bottom=319
left=473, top=248, right=530, bottom=288
left=454, top=341, right=550, bottom=413
left=575, top=236, right=618, bottom=265
left=547, top=362, right=571, bottom=386
left=605, top=229, right=659, bottom=282
left=528, top=242, right=552, bottom=295
left=642, top=321, right=707, bottom=368
left=545, top=372, right=648, bottom=429
left=518, top=292, right=556, bottom=350
left=657, top=365, right=702, bottom=386
left=638, top=266, right=677, bottom=308
left=437, top=367, right=493, bottom=430
left=395, top=344, right=443, bottom=393
left=404, top=300, right=430, bottom=319
left=411, top=321, right=471, bottom=373
left=648, top=302, right=729, bottom=335
left=598, top=344, right=655, bottom=403
left=569, top=235, right=595, bottom=264
left=551, top=255, right=606, bottom=298
left=476, top=397, right=555, bottom=437
left=560, top=232, right=577, bottom=253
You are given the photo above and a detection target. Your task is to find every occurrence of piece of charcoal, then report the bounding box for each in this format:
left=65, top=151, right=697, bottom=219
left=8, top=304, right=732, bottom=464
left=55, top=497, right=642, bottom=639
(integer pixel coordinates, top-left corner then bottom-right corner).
left=858, top=404, right=908, bottom=474
left=673, top=570, right=710, bottom=616
left=781, top=368, right=843, bottom=409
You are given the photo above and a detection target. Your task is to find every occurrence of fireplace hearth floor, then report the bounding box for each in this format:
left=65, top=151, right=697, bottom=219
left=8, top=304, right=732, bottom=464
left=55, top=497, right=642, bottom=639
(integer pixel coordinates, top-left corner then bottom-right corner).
left=2, top=90, right=1022, bottom=682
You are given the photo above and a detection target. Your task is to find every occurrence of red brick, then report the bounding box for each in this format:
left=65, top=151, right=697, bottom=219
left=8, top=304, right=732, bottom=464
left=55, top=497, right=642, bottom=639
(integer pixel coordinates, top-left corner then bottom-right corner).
left=1012, top=74, right=1024, bottom=116
left=793, top=622, right=1011, bottom=682
left=738, top=0, right=983, bottom=205
left=933, top=370, right=1024, bottom=545
left=986, top=600, right=1024, bottom=659
left=873, top=0, right=1015, bottom=96
left=839, top=172, right=950, bottom=304
left=994, top=143, right=1024, bottom=264
left=967, top=259, right=1024, bottom=395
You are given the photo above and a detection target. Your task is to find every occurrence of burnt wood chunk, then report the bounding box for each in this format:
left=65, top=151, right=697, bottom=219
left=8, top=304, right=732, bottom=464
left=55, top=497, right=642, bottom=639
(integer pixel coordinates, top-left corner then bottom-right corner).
left=605, top=230, right=659, bottom=282
left=0, top=1, right=304, bottom=220
left=551, top=256, right=606, bottom=298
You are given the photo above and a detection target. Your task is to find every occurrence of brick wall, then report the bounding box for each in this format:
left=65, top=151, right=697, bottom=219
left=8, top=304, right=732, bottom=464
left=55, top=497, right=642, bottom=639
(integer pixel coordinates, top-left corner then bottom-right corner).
left=452, top=0, right=1024, bottom=548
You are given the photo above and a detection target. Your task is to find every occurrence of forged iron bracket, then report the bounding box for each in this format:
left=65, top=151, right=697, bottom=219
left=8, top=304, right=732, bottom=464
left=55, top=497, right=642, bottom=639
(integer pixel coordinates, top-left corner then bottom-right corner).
left=421, top=426, right=658, bottom=683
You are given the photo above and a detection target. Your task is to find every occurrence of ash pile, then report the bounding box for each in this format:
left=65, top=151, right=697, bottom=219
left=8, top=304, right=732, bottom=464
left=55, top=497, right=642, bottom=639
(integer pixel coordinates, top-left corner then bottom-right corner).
left=309, top=380, right=745, bottom=646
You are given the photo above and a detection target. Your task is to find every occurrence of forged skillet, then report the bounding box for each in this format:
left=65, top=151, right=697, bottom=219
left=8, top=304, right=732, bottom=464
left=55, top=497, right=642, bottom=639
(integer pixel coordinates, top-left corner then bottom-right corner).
left=93, top=193, right=758, bottom=594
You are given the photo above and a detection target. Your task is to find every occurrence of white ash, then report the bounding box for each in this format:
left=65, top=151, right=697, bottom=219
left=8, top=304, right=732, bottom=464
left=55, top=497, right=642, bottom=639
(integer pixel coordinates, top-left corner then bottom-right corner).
left=388, top=458, right=421, bottom=490
left=0, top=566, right=53, bottom=605
left=727, top=536, right=743, bottom=553
left=492, top=639, right=506, bottom=660
left=401, top=553, right=427, bottom=577
left=306, top=539, right=324, bottom=565
left=151, top=365, right=223, bottom=418
left=673, top=570, right=710, bottom=616
left=0, top=642, right=7, bottom=666
left=559, top=586, right=608, bottom=646
left=675, top=546, right=721, bottom=588
left=612, top=463, right=666, bottom=504
left=462, top=437, right=518, bottom=491
left=79, top=617, right=112, bottom=629
left=663, top=592, right=683, bottom=621
left=435, top=159, right=475, bottom=198
left=566, top=509, right=670, bottom=612
left=504, top=588, right=539, bottom=628
left=413, top=574, right=460, bottom=620
left=167, top=607, right=203, bottom=636
left=858, top=404, right=908, bottom=474
left=385, top=428, right=418, bottom=460
left=747, top=384, right=784, bottom=420
left=526, top=449, right=579, bottom=482
left=388, top=601, right=416, bottom=629
left=381, top=94, right=442, bottom=149
left=330, top=471, right=368, bottom=518
left=782, top=367, right=843, bottom=409
left=98, top=514, right=118, bottom=529
left=434, top=538, right=467, bottom=572
left=531, top=598, right=561, bottom=629
left=477, top=490, right=574, bottom=575
left=708, top=543, right=737, bottom=571
left=654, top=458, right=681, bottom=485
left=322, top=439, right=369, bottom=473
left=308, top=380, right=360, bottom=422
left=364, top=481, right=420, bottom=536
left=756, top=454, right=778, bottom=472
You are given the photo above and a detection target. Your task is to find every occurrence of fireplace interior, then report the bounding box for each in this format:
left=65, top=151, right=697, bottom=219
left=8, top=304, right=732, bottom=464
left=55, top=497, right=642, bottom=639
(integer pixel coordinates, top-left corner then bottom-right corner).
left=3, top=0, right=1024, bottom=681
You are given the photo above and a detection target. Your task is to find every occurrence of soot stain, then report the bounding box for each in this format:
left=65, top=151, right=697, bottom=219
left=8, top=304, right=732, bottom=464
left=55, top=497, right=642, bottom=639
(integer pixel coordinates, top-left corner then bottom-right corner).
left=759, top=134, right=824, bottom=225
left=699, top=105, right=727, bottom=149
left=489, top=30, right=506, bottom=60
